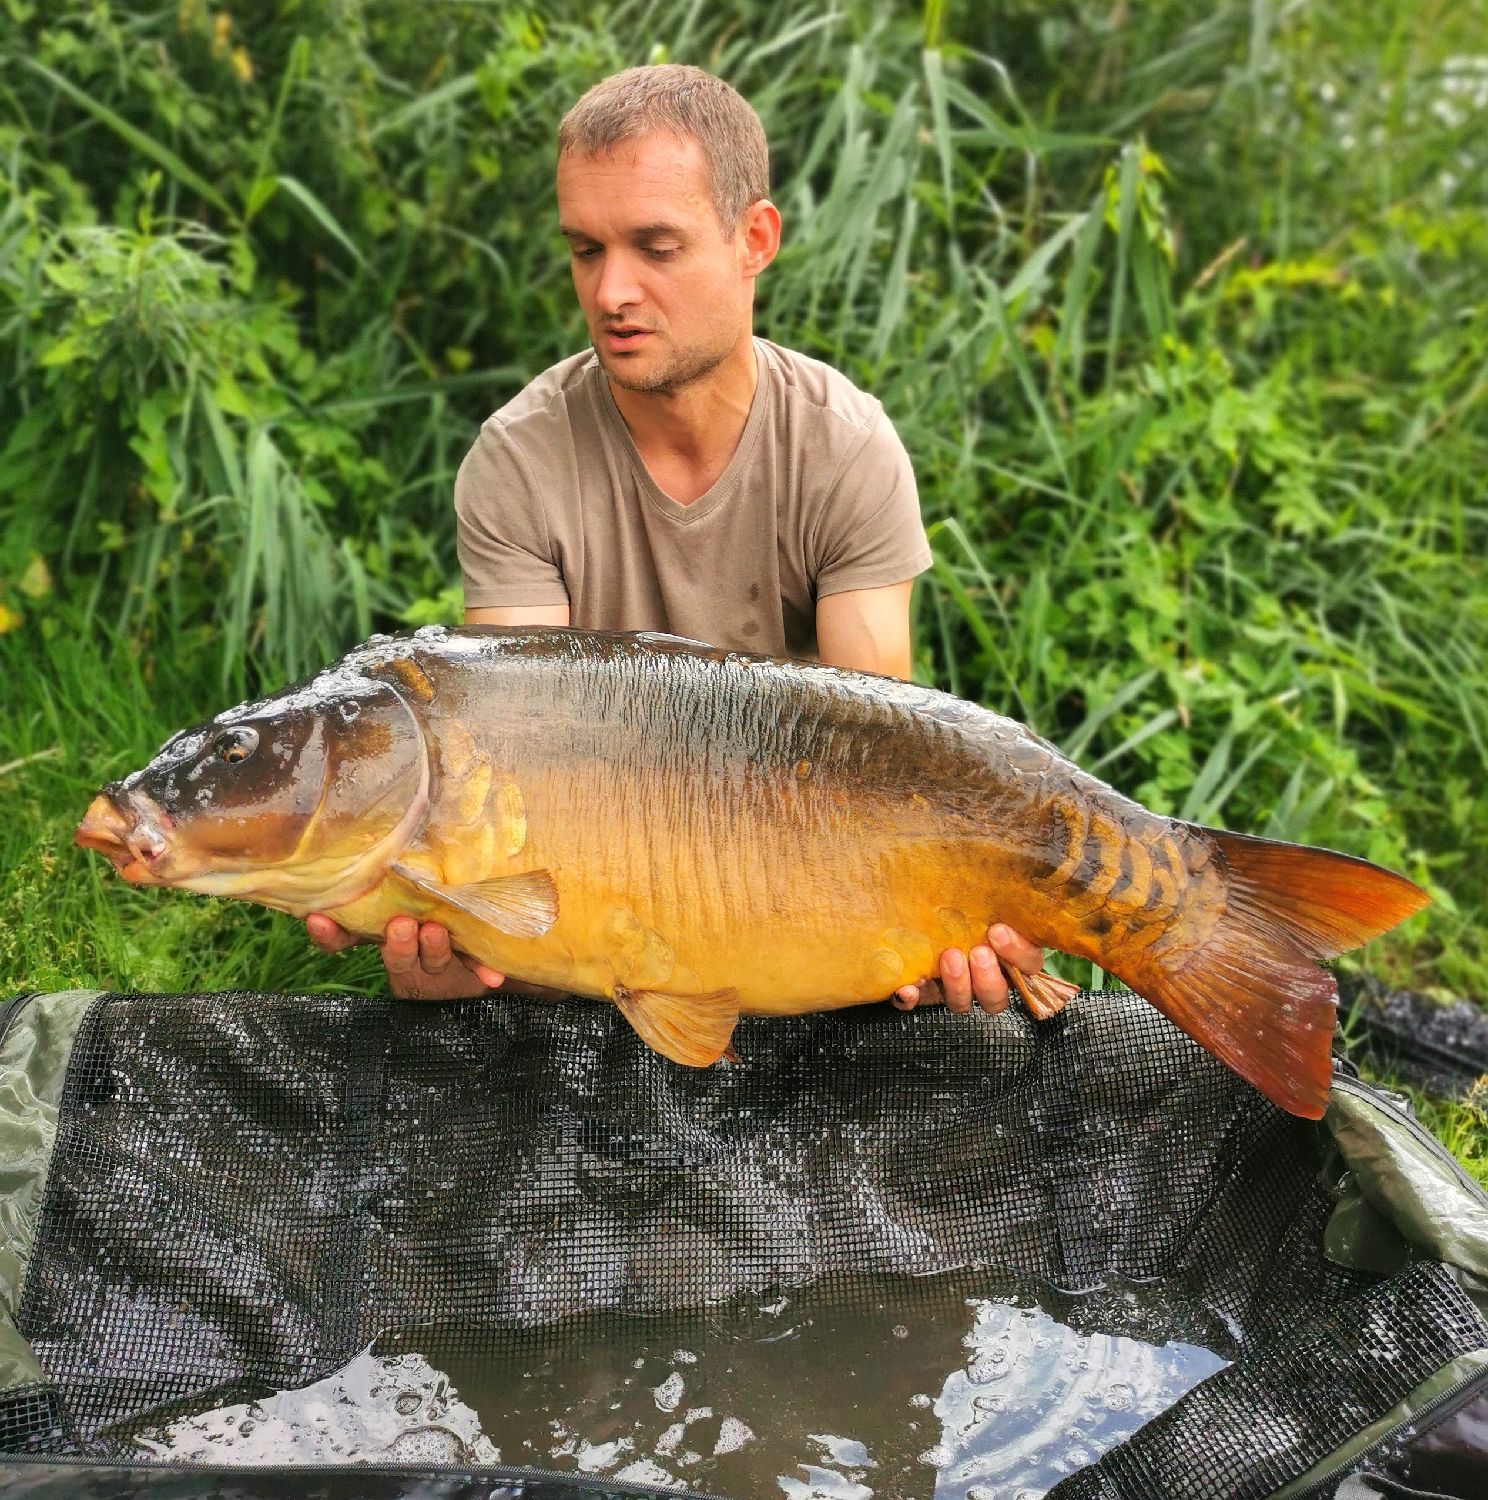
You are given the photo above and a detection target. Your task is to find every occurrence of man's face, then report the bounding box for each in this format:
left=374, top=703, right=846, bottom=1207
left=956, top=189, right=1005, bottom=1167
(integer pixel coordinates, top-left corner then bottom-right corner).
left=557, top=132, right=763, bottom=395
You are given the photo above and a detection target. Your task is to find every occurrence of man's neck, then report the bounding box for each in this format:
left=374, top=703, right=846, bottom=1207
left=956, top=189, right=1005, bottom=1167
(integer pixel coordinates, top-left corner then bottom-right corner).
left=607, top=336, right=759, bottom=504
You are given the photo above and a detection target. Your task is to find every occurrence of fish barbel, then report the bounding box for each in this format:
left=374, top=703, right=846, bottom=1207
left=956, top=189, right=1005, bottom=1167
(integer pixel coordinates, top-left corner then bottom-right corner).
left=76, top=626, right=1428, bottom=1117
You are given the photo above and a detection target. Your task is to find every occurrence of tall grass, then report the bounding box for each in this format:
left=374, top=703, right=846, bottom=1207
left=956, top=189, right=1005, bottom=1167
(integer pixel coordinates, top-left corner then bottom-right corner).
left=0, top=3, right=1484, bottom=1025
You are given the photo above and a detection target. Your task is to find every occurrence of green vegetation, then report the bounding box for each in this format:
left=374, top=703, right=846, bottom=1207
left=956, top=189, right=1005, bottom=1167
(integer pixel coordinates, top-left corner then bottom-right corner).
left=1, top=4, right=1483, bottom=1170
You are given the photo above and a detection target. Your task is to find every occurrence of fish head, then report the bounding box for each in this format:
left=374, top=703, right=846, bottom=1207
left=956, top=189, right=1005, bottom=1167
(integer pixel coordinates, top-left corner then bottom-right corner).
left=76, top=668, right=431, bottom=915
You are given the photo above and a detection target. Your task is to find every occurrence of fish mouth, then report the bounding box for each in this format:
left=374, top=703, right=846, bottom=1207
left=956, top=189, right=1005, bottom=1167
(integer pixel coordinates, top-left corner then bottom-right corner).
left=76, top=792, right=172, bottom=886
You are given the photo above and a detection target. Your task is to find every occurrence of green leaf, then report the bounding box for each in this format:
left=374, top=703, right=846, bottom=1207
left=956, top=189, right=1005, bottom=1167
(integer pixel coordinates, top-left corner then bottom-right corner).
left=269, top=175, right=366, bottom=270
left=21, top=60, right=231, bottom=217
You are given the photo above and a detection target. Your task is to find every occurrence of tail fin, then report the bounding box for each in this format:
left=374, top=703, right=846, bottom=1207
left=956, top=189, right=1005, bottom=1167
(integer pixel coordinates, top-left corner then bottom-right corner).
left=1136, top=827, right=1429, bottom=1120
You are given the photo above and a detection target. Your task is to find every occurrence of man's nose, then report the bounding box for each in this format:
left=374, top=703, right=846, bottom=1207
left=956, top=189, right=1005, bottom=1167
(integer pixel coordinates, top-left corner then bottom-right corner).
left=593, top=251, right=642, bottom=315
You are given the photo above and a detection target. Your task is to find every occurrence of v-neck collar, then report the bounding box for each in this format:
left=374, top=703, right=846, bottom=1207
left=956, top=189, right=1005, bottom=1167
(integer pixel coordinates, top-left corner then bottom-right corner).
left=594, top=338, right=771, bottom=525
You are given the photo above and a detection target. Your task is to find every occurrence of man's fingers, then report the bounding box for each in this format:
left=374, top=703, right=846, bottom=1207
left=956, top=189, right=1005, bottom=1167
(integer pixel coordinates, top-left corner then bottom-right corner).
left=987, top=923, right=1044, bottom=974
left=306, top=912, right=359, bottom=954
left=969, top=945, right=1010, bottom=1014
left=893, top=980, right=946, bottom=1011
left=380, top=915, right=422, bottom=975
left=938, top=948, right=973, bottom=1014
left=417, top=921, right=454, bottom=974
left=371, top=916, right=501, bottom=1001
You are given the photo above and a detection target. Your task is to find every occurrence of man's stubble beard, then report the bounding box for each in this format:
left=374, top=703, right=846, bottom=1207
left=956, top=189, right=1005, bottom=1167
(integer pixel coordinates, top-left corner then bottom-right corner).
left=596, top=326, right=739, bottom=397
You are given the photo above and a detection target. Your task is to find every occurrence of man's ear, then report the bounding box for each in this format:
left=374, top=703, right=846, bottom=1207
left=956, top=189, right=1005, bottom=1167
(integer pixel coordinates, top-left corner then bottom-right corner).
left=738, top=198, right=781, bottom=279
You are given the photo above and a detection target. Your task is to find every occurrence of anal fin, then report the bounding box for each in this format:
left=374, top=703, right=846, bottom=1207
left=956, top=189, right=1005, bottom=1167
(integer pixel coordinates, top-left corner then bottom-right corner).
left=1005, top=964, right=1080, bottom=1021
left=616, top=985, right=740, bottom=1067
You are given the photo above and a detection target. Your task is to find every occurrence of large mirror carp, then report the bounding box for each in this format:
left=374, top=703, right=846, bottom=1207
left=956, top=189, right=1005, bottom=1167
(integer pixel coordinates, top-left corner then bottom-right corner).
left=77, top=626, right=1427, bottom=1118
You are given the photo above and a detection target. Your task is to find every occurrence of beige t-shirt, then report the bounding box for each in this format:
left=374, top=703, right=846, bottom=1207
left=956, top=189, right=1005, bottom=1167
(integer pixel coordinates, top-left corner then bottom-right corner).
left=454, top=338, right=932, bottom=658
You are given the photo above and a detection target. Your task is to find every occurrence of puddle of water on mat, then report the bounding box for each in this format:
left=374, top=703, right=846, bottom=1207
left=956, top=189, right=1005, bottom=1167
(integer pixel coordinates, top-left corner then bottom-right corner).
left=130, top=1272, right=1231, bottom=1498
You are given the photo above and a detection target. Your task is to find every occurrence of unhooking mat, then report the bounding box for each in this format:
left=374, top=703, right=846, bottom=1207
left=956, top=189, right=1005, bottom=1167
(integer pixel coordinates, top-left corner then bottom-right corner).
left=2, top=986, right=1487, bottom=1498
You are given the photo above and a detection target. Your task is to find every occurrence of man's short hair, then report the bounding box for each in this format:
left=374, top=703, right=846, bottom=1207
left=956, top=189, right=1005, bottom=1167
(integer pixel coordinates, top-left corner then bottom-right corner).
left=558, top=64, right=769, bottom=230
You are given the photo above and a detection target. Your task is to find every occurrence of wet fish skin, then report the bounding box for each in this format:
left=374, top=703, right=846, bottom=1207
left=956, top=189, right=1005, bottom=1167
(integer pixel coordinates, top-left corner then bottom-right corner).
left=77, top=626, right=1429, bottom=1118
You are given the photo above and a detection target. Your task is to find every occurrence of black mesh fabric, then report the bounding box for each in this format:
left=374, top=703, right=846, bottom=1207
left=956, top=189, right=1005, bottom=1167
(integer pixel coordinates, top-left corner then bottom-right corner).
left=4, top=987, right=1487, bottom=1497
left=0, top=1386, right=69, bottom=1456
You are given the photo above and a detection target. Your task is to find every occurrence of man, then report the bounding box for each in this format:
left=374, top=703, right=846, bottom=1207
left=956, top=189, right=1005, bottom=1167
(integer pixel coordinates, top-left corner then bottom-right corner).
left=308, top=64, right=1045, bottom=1017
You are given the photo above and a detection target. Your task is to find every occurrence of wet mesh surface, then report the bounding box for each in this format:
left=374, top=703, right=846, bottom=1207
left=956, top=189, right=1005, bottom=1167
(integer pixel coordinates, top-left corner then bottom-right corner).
left=5, top=988, right=1486, bottom=1496
left=1046, top=1259, right=1487, bottom=1499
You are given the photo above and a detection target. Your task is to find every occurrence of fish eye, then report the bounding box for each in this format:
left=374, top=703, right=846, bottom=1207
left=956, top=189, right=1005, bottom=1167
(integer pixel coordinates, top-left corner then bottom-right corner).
left=214, top=726, right=259, bottom=765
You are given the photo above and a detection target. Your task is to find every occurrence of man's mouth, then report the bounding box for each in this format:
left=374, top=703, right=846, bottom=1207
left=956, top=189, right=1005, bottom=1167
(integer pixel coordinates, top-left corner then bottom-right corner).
left=602, top=326, right=653, bottom=349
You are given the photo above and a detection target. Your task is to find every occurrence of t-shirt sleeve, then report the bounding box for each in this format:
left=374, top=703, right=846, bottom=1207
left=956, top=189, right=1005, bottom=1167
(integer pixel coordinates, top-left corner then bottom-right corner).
left=453, top=423, right=572, bottom=609
left=812, top=410, right=933, bottom=598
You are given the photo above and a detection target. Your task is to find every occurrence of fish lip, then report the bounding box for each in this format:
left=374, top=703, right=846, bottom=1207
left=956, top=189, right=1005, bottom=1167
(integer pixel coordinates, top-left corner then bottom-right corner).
left=76, top=791, right=170, bottom=884
left=74, top=829, right=156, bottom=886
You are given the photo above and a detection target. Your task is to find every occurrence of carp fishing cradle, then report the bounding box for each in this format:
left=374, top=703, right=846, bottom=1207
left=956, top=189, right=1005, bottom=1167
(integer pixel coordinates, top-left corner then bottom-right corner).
left=2, top=985, right=1486, bottom=1498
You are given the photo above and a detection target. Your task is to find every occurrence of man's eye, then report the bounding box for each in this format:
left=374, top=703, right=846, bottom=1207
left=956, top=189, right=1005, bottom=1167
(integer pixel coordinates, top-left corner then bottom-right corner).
left=646, top=247, right=679, bottom=261
left=571, top=246, right=601, bottom=260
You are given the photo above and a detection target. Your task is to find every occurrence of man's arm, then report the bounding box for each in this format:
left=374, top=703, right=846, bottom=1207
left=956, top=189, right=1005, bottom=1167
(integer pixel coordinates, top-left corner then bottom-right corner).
left=465, top=604, right=571, bottom=627
left=815, top=582, right=914, bottom=679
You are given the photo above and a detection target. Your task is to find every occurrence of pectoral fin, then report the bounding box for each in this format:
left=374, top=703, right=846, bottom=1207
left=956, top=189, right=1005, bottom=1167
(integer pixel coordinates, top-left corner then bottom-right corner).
left=1005, top=964, right=1080, bottom=1021
left=393, top=864, right=558, bottom=938
left=615, top=985, right=740, bottom=1067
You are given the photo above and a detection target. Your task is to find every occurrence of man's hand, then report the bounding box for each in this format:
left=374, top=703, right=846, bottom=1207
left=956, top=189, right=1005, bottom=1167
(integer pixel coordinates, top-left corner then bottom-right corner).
left=892, top=924, right=1045, bottom=1016
left=306, top=913, right=504, bottom=1001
